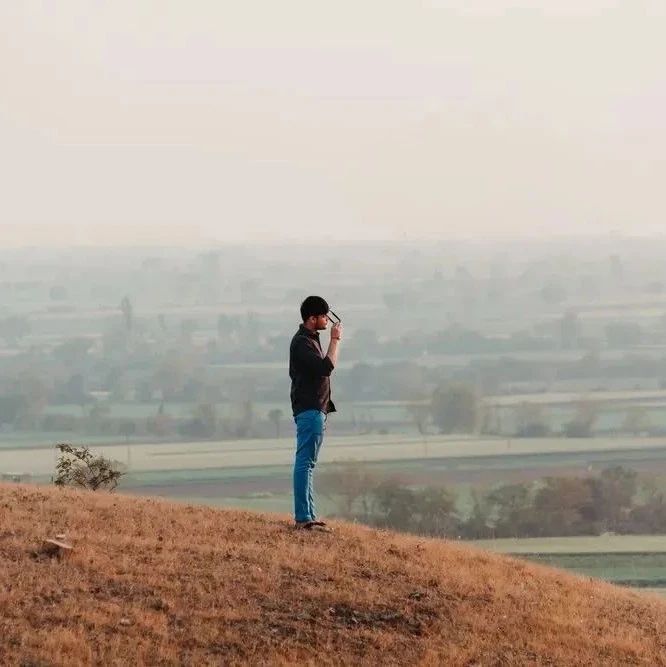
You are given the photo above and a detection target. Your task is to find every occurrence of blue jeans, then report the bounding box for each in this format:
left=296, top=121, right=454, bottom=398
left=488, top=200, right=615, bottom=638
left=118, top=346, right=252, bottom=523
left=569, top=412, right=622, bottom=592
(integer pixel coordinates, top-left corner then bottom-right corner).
left=293, top=409, right=326, bottom=522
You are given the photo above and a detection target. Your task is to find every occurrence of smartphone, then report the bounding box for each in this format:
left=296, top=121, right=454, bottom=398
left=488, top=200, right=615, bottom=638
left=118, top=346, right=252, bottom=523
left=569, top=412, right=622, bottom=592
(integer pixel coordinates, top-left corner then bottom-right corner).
left=327, top=309, right=341, bottom=324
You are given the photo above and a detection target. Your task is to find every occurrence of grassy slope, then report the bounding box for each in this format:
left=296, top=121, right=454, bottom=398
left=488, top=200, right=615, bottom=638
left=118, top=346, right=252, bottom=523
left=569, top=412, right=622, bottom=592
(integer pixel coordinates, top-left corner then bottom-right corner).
left=1, top=485, right=666, bottom=666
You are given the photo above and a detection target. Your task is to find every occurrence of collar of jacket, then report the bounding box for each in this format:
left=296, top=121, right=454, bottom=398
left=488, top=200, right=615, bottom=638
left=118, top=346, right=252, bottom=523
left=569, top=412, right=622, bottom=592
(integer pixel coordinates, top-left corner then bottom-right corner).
left=298, top=324, right=320, bottom=340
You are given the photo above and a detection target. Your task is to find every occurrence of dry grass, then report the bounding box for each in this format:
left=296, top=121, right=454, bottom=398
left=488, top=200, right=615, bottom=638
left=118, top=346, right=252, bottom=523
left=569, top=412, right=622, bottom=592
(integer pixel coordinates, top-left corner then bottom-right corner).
left=1, top=484, right=666, bottom=666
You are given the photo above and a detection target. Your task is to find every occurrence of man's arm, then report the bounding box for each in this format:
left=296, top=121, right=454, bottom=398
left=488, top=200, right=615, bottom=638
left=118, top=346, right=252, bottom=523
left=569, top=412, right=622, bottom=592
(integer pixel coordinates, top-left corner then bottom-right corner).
left=325, top=322, right=342, bottom=368
left=293, top=337, right=335, bottom=377
left=292, top=324, right=343, bottom=377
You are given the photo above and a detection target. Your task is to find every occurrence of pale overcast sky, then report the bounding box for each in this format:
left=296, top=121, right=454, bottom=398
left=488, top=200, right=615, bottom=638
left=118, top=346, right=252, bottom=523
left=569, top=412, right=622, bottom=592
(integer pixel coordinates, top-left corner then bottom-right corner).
left=1, top=1, right=664, bottom=245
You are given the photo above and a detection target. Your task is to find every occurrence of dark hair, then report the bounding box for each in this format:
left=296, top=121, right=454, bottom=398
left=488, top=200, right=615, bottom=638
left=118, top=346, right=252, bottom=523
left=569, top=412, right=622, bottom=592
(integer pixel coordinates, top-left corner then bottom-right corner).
left=300, top=296, right=329, bottom=321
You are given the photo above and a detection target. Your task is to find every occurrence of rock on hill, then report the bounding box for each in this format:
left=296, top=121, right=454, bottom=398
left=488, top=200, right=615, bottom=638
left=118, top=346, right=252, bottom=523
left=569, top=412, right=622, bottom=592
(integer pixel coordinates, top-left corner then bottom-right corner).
left=1, top=483, right=665, bottom=666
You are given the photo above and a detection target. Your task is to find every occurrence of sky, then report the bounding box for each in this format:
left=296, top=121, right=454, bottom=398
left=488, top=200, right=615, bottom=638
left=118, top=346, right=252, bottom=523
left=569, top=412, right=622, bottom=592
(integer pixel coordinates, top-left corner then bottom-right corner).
left=1, top=1, right=665, bottom=246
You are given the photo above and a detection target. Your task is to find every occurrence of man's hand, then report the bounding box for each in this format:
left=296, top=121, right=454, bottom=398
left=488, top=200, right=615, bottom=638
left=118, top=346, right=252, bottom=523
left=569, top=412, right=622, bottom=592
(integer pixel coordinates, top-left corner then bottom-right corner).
left=326, top=322, right=342, bottom=368
left=330, top=322, right=343, bottom=341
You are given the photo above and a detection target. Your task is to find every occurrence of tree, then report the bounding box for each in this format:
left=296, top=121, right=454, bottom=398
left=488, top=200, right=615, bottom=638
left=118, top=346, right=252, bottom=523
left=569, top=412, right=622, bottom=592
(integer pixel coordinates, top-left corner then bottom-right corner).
left=59, top=374, right=93, bottom=414
left=13, top=372, right=49, bottom=428
left=87, top=401, right=111, bottom=434
left=588, top=466, right=638, bottom=533
left=485, top=483, right=534, bottom=537
left=217, top=314, right=241, bottom=341
left=119, top=420, right=137, bottom=443
left=560, top=310, right=580, bottom=349
left=54, top=444, right=125, bottom=491
left=564, top=399, right=598, bottom=438
left=413, top=486, right=457, bottom=536
left=479, top=403, right=502, bottom=435
left=235, top=400, right=254, bottom=438
left=179, top=318, right=197, bottom=344
left=267, top=408, right=284, bottom=438
left=0, top=317, right=30, bottom=346
left=368, top=479, right=458, bottom=537
left=0, top=395, right=29, bottom=427
left=154, top=355, right=190, bottom=401
left=319, top=462, right=380, bottom=519
left=532, top=477, right=595, bottom=536
left=430, top=383, right=478, bottom=434
left=621, top=407, right=651, bottom=436
left=514, top=402, right=550, bottom=438
left=179, top=403, right=217, bottom=439
left=371, top=478, right=418, bottom=531
left=628, top=488, right=666, bottom=533
left=120, top=296, right=133, bottom=333
left=146, top=402, right=174, bottom=438
left=406, top=401, right=430, bottom=436
left=462, top=491, right=492, bottom=539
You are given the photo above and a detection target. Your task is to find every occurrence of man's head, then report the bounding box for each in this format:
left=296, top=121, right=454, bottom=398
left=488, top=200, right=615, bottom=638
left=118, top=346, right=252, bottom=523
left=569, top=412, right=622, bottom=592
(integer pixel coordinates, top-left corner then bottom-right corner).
left=300, top=295, right=329, bottom=331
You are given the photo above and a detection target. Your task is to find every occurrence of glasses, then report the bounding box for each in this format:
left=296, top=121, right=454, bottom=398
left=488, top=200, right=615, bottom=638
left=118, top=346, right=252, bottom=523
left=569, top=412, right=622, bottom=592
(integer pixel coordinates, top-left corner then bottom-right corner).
left=326, top=310, right=341, bottom=324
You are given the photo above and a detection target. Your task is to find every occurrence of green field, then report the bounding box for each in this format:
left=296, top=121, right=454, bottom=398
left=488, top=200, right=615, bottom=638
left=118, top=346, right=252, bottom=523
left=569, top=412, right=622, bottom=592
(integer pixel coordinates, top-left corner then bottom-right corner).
left=488, top=390, right=666, bottom=408
left=471, top=535, right=666, bottom=553
left=471, top=535, right=666, bottom=594
left=21, top=433, right=666, bottom=472
left=4, top=433, right=666, bottom=481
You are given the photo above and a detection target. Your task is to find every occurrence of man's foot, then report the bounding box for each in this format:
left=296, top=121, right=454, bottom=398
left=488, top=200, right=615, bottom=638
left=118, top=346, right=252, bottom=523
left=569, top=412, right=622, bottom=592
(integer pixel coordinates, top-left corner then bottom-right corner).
left=294, top=520, right=332, bottom=532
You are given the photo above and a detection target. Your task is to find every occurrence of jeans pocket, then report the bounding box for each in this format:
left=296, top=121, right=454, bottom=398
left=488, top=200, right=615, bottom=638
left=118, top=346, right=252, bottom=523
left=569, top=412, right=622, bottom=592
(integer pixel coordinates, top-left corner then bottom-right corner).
left=296, top=410, right=325, bottom=438
left=313, top=413, right=325, bottom=437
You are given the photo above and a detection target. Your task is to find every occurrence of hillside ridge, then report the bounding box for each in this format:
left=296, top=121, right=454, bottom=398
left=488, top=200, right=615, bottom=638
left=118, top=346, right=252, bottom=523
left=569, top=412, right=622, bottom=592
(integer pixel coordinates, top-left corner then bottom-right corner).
left=1, top=483, right=665, bottom=666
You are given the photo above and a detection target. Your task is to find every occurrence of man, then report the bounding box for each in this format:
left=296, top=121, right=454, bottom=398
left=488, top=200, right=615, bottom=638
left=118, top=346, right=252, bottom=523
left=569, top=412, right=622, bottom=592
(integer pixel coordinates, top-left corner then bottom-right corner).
left=289, top=296, right=342, bottom=530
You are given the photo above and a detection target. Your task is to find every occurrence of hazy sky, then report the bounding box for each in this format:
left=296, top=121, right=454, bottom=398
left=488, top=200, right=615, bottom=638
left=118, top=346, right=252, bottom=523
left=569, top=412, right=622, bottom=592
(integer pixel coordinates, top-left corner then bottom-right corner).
left=1, top=1, right=664, bottom=245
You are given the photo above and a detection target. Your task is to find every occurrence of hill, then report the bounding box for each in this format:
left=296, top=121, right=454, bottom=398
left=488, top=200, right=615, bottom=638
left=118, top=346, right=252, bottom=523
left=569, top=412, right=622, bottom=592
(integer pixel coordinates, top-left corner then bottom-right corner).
left=1, top=484, right=665, bottom=666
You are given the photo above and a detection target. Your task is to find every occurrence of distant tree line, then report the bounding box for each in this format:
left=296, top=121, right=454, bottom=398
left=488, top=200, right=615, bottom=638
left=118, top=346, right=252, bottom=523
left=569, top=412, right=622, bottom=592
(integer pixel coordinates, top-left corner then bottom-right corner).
left=344, top=324, right=552, bottom=361
left=340, top=354, right=666, bottom=404
left=319, top=465, right=666, bottom=540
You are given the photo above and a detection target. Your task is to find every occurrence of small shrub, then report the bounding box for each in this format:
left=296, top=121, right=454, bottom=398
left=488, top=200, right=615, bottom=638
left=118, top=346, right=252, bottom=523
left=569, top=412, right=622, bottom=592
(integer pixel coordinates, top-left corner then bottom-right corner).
left=54, top=443, right=125, bottom=491
left=516, top=422, right=550, bottom=438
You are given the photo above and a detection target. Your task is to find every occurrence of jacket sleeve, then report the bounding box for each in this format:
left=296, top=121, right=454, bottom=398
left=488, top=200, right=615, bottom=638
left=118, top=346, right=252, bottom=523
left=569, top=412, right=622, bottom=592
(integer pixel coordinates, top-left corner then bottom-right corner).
left=292, top=337, right=334, bottom=377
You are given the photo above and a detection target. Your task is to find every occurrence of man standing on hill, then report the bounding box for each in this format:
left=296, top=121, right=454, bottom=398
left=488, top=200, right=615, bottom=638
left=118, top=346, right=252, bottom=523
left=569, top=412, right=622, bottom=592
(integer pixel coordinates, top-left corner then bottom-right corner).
left=289, top=296, right=342, bottom=530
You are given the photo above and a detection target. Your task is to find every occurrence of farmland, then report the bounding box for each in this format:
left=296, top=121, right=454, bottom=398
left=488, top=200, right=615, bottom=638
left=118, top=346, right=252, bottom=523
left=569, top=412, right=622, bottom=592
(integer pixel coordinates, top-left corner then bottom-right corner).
left=6, top=432, right=666, bottom=536
left=5, top=240, right=666, bottom=601
left=471, top=535, right=666, bottom=596
left=7, top=434, right=665, bottom=597
left=5, top=433, right=666, bottom=478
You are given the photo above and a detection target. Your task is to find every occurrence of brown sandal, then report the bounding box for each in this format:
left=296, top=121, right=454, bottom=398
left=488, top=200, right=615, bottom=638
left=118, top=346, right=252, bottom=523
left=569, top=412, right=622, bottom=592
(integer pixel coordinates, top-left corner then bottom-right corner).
left=294, top=520, right=332, bottom=532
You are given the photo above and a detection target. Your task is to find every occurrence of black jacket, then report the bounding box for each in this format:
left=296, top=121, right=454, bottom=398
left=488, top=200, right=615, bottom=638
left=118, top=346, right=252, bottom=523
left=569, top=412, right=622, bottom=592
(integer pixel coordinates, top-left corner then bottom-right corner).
left=289, top=325, right=337, bottom=417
